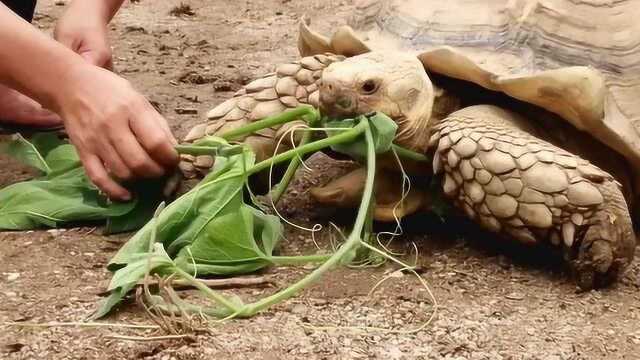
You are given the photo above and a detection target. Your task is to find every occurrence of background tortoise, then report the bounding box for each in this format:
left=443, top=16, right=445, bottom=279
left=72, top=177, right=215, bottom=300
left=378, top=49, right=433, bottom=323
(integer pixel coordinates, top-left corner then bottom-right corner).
left=179, top=0, right=640, bottom=289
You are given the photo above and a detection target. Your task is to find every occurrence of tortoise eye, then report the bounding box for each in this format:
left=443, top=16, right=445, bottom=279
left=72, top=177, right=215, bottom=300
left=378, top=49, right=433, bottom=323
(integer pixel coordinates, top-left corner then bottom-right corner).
left=361, top=79, right=378, bottom=94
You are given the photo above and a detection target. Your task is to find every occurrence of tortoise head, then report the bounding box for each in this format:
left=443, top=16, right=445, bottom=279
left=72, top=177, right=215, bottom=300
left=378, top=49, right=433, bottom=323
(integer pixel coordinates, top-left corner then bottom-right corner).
left=319, top=52, right=436, bottom=152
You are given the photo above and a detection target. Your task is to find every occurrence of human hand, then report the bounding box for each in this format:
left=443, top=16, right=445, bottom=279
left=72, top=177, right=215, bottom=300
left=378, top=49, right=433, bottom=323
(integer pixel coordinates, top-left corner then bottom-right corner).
left=54, top=64, right=179, bottom=200
left=54, top=0, right=116, bottom=69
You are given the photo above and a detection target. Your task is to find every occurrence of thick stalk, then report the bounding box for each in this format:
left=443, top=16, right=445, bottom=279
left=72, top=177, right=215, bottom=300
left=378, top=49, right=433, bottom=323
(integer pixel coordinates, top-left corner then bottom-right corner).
left=221, top=106, right=318, bottom=141
left=269, top=254, right=333, bottom=266
left=171, top=266, right=243, bottom=313
left=248, top=122, right=367, bottom=176
left=391, top=145, right=430, bottom=162
left=174, top=145, right=222, bottom=156
left=236, top=120, right=377, bottom=317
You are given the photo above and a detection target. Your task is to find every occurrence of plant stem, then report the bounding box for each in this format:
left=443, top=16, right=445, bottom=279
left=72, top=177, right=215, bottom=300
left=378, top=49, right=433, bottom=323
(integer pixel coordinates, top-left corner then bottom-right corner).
left=270, top=117, right=320, bottom=204
left=221, top=106, right=318, bottom=141
left=249, top=122, right=367, bottom=176
left=270, top=254, right=333, bottom=266
left=237, top=120, right=377, bottom=317
left=391, top=144, right=430, bottom=162
left=174, top=145, right=219, bottom=156
left=171, top=266, right=243, bottom=314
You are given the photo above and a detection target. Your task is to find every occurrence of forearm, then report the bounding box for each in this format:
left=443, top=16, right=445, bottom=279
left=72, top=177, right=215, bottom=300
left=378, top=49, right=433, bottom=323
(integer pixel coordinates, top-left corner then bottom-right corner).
left=0, top=4, right=86, bottom=112
left=67, top=0, right=126, bottom=23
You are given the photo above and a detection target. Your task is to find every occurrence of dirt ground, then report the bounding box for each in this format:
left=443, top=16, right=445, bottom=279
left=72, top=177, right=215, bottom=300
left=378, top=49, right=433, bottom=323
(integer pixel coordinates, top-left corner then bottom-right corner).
left=1, top=1, right=640, bottom=359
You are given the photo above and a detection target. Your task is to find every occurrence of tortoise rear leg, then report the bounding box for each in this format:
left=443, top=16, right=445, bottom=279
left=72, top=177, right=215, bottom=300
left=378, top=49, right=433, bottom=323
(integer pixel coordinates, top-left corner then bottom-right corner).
left=429, top=105, right=635, bottom=289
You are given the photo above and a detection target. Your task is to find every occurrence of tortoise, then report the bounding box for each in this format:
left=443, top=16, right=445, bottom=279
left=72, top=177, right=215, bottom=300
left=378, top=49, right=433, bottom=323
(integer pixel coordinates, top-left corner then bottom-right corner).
left=178, top=0, right=640, bottom=289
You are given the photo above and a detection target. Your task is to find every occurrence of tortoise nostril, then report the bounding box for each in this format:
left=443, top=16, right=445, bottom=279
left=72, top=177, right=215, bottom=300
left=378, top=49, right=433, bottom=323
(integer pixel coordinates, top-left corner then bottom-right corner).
left=336, top=97, right=352, bottom=109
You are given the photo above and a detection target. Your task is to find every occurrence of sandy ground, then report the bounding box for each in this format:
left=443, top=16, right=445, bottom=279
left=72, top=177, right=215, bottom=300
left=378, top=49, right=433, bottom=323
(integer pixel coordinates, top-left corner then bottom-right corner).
left=1, top=1, right=639, bottom=359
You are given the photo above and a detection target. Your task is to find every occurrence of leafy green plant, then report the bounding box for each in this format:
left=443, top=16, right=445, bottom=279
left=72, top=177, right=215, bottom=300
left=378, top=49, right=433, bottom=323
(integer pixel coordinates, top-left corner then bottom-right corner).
left=95, top=107, right=432, bottom=319
left=0, top=106, right=434, bottom=322
left=0, top=134, right=149, bottom=230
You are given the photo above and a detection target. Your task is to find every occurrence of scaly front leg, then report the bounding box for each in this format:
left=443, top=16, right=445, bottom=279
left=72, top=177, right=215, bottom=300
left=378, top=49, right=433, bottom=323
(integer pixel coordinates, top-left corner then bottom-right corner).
left=179, top=53, right=345, bottom=178
left=429, top=105, right=635, bottom=289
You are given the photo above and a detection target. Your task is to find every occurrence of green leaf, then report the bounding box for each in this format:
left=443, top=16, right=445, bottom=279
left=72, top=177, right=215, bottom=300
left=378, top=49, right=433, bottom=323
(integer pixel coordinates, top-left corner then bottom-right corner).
left=104, top=178, right=167, bottom=235
left=107, top=148, right=256, bottom=270
left=0, top=167, right=137, bottom=230
left=44, top=144, right=81, bottom=175
left=173, top=204, right=282, bottom=275
left=324, top=112, right=398, bottom=160
left=1, top=134, right=52, bottom=174
left=99, top=145, right=285, bottom=317
left=93, top=243, right=175, bottom=319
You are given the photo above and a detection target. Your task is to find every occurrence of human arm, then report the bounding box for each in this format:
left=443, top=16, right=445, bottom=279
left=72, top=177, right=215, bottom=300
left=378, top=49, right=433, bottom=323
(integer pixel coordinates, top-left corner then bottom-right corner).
left=54, top=0, right=126, bottom=68
left=0, top=4, right=178, bottom=200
